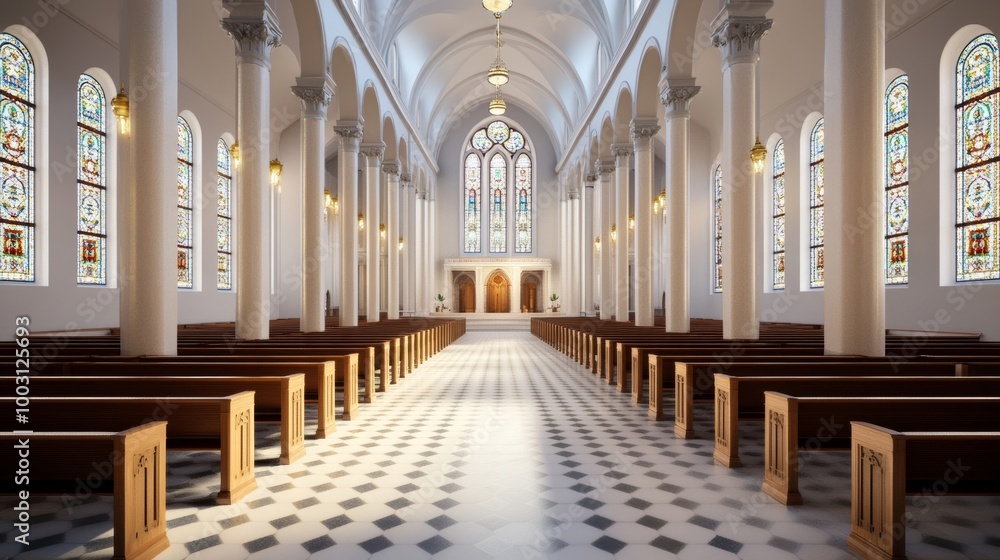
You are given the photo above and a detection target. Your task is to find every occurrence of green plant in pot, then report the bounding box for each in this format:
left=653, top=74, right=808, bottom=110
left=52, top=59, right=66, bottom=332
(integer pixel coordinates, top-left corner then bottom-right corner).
left=549, top=293, right=560, bottom=312
left=435, top=294, right=445, bottom=312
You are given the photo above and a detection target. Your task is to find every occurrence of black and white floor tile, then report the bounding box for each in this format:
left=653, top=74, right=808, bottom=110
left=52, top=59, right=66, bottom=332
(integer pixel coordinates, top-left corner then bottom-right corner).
left=3, top=332, right=999, bottom=559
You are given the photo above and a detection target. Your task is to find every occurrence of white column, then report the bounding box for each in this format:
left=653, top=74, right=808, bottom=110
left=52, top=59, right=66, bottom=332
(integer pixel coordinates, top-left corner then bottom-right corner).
left=612, top=145, right=633, bottom=322
left=360, top=143, right=384, bottom=322
left=598, top=161, right=615, bottom=320
left=222, top=3, right=281, bottom=341
left=661, top=81, right=700, bottom=333
left=120, top=0, right=179, bottom=356
left=400, top=174, right=412, bottom=314
left=415, top=186, right=427, bottom=315
left=824, top=0, right=885, bottom=356
left=334, top=123, right=363, bottom=327
left=631, top=120, right=659, bottom=326
left=713, top=3, right=772, bottom=340
left=568, top=183, right=581, bottom=315
left=293, top=78, right=332, bottom=333
left=583, top=174, right=597, bottom=316
left=384, top=163, right=400, bottom=320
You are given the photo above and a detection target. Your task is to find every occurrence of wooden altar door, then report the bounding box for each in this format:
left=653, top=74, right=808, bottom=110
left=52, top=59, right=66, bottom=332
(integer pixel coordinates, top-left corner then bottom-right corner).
left=486, top=271, right=511, bottom=313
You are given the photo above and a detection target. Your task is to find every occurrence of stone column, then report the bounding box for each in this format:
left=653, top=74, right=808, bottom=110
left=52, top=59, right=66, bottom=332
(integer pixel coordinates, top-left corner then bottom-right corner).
left=401, top=174, right=413, bottom=314
left=568, top=182, right=581, bottom=315
left=631, top=120, right=659, bottom=326
left=334, top=123, right=363, bottom=327
left=712, top=2, right=772, bottom=339
left=120, top=0, right=179, bottom=356
left=384, top=163, right=400, bottom=320
left=661, top=80, right=700, bottom=333
left=612, top=145, right=633, bottom=322
left=415, top=185, right=427, bottom=315
left=824, top=0, right=885, bottom=356
left=360, top=143, right=384, bottom=322
left=598, top=160, right=615, bottom=320
left=221, top=2, right=282, bottom=341
left=583, top=174, right=597, bottom=316
left=293, top=78, right=332, bottom=333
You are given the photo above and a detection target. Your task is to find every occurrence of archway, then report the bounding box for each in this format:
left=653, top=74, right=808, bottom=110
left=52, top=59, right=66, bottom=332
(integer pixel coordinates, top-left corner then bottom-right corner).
left=454, top=273, right=476, bottom=313
left=486, top=270, right=511, bottom=313
left=521, top=272, right=542, bottom=312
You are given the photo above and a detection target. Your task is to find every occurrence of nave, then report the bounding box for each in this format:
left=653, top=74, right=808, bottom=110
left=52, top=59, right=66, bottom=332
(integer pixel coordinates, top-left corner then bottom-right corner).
left=3, top=332, right=998, bottom=560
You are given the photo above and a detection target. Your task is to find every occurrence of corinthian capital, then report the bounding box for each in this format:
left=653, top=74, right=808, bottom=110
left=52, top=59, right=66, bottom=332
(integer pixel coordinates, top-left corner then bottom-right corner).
left=711, top=18, right=772, bottom=67
left=596, top=159, right=616, bottom=176
left=630, top=118, right=660, bottom=152
left=659, top=76, right=701, bottom=119
left=611, top=144, right=634, bottom=165
left=292, top=77, right=333, bottom=120
left=400, top=173, right=412, bottom=185
left=360, top=143, right=385, bottom=162
left=382, top=162, right=400, bottom=176
left=220, top=3, right=282, bottom=69
left=334, top=121, right=363, bottom=152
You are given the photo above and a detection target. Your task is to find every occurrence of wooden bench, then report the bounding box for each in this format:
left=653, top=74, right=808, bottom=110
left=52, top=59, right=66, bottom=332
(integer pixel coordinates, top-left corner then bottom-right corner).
left=0, top=392, right=256, bottom=504
left=13, top=374, right=305, bottom=465
left=847, top=422, right=1000, bottom=560
left=761, top=393, right=1000, bottom=505
left=710, top=373, right=1000, bottom=467
left=0, top=422, right=169, bottom=560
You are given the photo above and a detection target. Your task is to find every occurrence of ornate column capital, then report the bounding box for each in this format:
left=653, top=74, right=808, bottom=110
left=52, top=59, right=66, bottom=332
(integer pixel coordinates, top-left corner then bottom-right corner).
left=611, top=144, right=634, bottom=166
left=596, top=159, right=616, bottom=177
left=220, top=2, right=282, bottom=69
left=400, top=173, right=412, bottom=185
left=630, top=118, right=660, bottom=152
left=585, top=173, right=598, bottom=186
left=360, top=143, right=385, bottom=163
left=382, top=162, right=400, bottom=176
left=292, top=77, right=333, bottom=120
left=659, top=78, right=701, bottom=119
left=334, top=121, right=363, bottom=152
left=711, top=8, right=773, bottom=68
left=569, top=185, right=581, bottom=200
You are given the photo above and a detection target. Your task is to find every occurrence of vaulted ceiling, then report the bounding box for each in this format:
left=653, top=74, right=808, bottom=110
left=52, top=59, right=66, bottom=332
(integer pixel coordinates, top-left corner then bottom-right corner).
left=360, top=0, right=639, bottom=157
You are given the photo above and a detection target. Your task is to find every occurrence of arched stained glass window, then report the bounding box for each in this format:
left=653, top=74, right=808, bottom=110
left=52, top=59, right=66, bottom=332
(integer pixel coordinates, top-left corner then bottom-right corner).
left=809, top=119, right=825, bottom=288
left=956, top=34, right=1000, bottom=281
left=489, top=153, right=507, bottom=253
left=177, top=116, right=194, bottom=289
left=464, top=153, right=481, bottom=253
left=713, top=165, right=722, bottom=293
left=77, top=74, right=106, bottom=285
left=0, top=33, right=36, bottom=282
left=885, top=75, right=909, bottom=285
left=217, top=138, right=233, bottom=290
left=772, top=140, right=786, bottom=290
left=515, top=154, right=532, bottom=253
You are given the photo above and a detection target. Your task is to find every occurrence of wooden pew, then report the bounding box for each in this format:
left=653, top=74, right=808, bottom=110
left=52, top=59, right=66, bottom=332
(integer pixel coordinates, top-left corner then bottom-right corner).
left=0, top=423, right=169, bottom=560
left=8, top=374, right=305, bottom=465
left=710, top=373, right=1000, bottom=467
left=761, top=393, right=1000, bottom=505
left=847, top=422, right=1000, bottom=560
left=0, top=392, right=256, bottom=504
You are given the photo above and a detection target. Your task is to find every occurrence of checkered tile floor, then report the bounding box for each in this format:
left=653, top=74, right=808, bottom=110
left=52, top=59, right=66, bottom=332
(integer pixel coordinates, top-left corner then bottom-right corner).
left=3, top=332, right=999, bottom=559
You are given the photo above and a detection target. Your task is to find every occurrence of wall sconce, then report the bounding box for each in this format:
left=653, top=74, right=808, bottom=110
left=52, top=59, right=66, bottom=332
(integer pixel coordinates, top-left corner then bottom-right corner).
left=269, top=158, right=283, bottom=191
left=111, top=86, right=129, bottom=136
left=230, top=142, right=240, bottom=168
left=610, top=224, right=617, bottom=243
left=379, top=223, right=387, bottom=240
left=594, top=236, right=601, bottom=252
left=324, top=188, right=333, bottom=210
left=750, top=135, right=767, bottom=174
left=652, top=199, right=661, bottom=215
left=398, top=236, right=404, bottom=252
left=326, top=190, right=339, bottom=215
left=358, top=213, right=365, bottom=231
left=628, top=214, right=635, bottom=232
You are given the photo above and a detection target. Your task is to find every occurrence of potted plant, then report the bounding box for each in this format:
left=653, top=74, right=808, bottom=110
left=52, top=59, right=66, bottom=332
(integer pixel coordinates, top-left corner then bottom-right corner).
left=549, top=293, right=560, bottom=312
left=435, top=294, right=445, bottom=312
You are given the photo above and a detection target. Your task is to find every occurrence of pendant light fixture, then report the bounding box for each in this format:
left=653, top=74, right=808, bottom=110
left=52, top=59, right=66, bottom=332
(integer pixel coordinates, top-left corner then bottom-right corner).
left=486, top=13, right=509, bottom=86
left=489, top=84, right=507, bottom=116
left=482, top=0, right=512, bottom=14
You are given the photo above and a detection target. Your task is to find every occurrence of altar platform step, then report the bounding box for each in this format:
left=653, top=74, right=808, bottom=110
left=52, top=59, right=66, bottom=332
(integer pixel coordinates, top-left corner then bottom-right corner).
left=438, top=312, right=566, bottom=331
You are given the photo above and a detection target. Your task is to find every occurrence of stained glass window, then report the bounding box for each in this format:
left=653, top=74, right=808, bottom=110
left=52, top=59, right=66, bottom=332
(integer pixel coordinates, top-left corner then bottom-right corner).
left=488, top=121, right=510, bottom=144
left=504, top=131, right=524, bottom=153
left=472, top=130, right=491, bottom=152
left=177, top=116, right=194, bottom=289
left=76, top=75, right=107, bottom=285
left=809, top=118, right=825, bottom=289
left=956, top=34, right=1000, bottom=281
left=772, top=140, right=786, bottom=290
left=0, top=33, right=35, bottom=282
left=515, top=154, right=532, bottom=253
left=217, top=138, right=232, bottom=290
left=464, top=153, right=481, bottom=253
left=713, top=165, right=722, bottom=293
left=489, top=153, right=507, bottom=253
left=885, top=75, right=909, bottom=285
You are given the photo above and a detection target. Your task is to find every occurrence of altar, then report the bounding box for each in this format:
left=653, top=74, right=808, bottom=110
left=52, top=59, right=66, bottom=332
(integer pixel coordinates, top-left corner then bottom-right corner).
left=442, top=258, right=554, bottom=314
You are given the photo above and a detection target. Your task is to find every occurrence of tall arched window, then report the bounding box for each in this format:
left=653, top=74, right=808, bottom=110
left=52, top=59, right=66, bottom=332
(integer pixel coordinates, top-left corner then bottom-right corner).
left=0, top=33, right=36, bottom=282
left=514, top=153, right=532, bottom=253
left=463, top=120, right=532, bottom=255
left=772, top=140, right=786, bottom=290
left=77, top=74, right=107, bottom=285
left=217, top=138, right=232, bottom=290
left=885, top=74, right=909, bottom=285
left=489, top=153, right=507, bottom=253
left=713, top=164, right=722, bottom=293
left=956, top=34, right=999, bottom=282
left=177, top=116, right=194, bottom=289
left=809, top=118, right=825, bottom=288
left=464, top=153, right=481, bottom=253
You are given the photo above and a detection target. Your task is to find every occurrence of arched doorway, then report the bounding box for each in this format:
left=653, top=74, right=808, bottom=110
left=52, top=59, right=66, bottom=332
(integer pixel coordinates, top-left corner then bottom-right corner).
left=521, top=272, right=542, bottom=312
left=456, top=274, right=475, bottom=313
left=486, top=270, right=511, bottom=313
